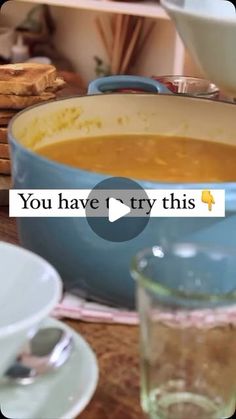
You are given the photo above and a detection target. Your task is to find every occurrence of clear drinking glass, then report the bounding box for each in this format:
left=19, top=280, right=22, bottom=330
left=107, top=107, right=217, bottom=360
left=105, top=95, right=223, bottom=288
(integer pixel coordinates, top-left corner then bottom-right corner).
left=131, top=243, right=236, bottom=419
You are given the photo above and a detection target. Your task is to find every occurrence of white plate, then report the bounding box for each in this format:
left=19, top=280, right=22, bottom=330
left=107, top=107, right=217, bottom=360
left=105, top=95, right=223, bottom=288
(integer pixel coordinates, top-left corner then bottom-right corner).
left=0, top=318, right=99, bottom=419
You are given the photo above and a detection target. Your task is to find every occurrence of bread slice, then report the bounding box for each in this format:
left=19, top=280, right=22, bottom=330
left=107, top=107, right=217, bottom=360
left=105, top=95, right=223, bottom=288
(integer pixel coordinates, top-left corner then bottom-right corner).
left=0, top=110, right=17, bottom=125
left=46, top=77, right=66, bottom=93
left=0, top=174, right=11, bottom=189
left=0, top=128, right=7, bottom=143
left=0, top=158, right=10, bottom=175
left=0, top=144, right=9, bottom=159
left=0, top=63, right=57, bottom=96
left=0, top=91, right=56, bottom=110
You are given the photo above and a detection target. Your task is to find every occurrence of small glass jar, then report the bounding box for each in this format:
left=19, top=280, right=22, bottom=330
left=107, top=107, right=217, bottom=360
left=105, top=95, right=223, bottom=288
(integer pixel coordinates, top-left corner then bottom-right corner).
left=131, top=242, right=236, bottom=419
left=152, top=75, right=220, bottom=99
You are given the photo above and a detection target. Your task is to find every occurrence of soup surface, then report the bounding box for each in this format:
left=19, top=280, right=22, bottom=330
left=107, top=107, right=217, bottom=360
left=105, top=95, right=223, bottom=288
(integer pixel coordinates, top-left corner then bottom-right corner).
left=36, top=134, right=236, bottom=182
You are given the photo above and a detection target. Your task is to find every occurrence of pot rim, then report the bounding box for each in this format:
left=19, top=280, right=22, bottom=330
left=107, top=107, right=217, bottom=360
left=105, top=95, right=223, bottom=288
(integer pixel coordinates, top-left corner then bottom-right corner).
left=8, top=93, right=236, bottom=194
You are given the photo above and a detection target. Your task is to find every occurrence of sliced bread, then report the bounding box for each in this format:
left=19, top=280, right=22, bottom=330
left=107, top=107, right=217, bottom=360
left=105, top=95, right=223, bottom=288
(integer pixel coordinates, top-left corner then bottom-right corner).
left=0, top=91, right=56, bottom=110
left=0, top=63, right=57, bottom=96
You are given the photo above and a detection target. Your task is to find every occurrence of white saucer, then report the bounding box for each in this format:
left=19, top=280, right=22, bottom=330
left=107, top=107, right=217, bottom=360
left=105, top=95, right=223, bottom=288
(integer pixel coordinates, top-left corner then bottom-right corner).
left=0, top=318, right=99, bottom=419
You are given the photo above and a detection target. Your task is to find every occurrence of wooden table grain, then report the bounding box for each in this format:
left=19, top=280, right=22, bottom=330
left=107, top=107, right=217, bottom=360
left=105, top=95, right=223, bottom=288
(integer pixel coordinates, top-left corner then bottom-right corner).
left=0, top=207, right=143, bottom=419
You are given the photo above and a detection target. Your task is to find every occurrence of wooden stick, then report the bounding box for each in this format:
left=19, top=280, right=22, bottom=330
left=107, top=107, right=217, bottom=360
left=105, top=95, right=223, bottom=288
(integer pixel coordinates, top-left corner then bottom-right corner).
left=120, top=17, right=143, bottom=74
left=111, top=14, right=123, bottom=74
left=136, top=20, right=156, bottom=58
left=110, top=15, right=116, bottom=37
left=129, top=17, right=145, bottom=67
left=109, top=15, right=117, bottom=62
left=95, top=17, right=112, bottom=60
left=117, top=14, right=130, bottom=73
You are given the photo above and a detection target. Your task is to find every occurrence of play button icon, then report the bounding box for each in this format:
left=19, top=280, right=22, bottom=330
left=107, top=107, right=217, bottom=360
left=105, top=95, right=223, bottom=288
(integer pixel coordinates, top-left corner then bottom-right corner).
left=85, top=177, right=150, bottom=242
left=108, top=198, right=131, bottom=223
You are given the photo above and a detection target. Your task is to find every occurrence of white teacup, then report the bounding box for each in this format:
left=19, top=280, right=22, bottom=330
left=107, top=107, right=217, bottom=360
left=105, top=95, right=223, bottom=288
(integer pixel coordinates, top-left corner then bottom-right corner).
left=0, top=241, right=62, bottom=378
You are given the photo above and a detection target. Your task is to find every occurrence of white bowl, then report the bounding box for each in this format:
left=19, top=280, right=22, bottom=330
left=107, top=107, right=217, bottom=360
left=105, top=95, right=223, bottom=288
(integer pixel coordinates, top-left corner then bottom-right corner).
left=161, top=0, right=236, bottom=96
left=0, top=241, right=62, bottom=377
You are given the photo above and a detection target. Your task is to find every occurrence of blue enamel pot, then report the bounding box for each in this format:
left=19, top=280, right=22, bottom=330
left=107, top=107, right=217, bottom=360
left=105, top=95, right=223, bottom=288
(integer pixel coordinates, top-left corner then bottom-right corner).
left=8, top=75, right=236, bottom=308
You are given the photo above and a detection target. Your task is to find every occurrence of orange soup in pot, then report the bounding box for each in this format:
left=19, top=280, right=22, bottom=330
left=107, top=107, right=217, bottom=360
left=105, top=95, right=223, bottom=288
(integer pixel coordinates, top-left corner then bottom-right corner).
left=36, top=134, right=236, bottom=183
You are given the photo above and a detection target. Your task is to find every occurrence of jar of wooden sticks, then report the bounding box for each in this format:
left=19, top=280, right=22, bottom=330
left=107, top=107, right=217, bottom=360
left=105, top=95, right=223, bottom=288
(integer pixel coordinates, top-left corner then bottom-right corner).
left=95, top=15, right=156, bottom=75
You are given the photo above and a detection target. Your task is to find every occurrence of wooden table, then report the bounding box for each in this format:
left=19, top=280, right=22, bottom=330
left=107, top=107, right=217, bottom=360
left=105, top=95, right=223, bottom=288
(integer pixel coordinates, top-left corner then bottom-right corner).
left=0, top=207, right=143, bottom=419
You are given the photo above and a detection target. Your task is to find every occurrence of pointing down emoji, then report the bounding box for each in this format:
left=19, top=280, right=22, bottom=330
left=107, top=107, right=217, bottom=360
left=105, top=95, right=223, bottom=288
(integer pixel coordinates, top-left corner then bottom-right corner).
left=201, top=190, right=215, bottom=211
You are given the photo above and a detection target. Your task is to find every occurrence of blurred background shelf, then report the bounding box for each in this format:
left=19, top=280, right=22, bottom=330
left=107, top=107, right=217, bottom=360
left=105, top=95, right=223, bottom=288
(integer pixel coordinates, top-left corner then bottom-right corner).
left=0, top=0, right=202, bottom=203
left=17, top=0, right=169, bottom=19
left=2, top=1, right=201, bottom=91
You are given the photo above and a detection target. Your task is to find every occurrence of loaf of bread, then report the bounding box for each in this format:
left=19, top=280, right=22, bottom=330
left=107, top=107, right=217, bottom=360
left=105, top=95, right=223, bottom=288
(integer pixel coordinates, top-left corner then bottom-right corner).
left=0, top=110, right=17, bottom=126
left=0, top=158, right=10, bottom=175
left=0, top=128, right=7, bottom=143
left=0, top=63, right=67, bottom=176
left=0, top=144, right=9, bottom=159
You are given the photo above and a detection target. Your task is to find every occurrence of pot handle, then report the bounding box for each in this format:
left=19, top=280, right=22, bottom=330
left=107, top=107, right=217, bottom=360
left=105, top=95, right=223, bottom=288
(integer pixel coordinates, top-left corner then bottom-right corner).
left=87, top=75, right=172, bottom=95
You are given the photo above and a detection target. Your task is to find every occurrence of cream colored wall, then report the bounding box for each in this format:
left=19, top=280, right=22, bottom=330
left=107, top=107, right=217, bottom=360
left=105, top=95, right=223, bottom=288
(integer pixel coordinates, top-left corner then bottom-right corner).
left=0, top=1, right=34, bottom=26
left=51, top=6, right=179, bottom=82
left=51, top=7, right=107, bottom=81
left=1, top=1, right=201, bottom=83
